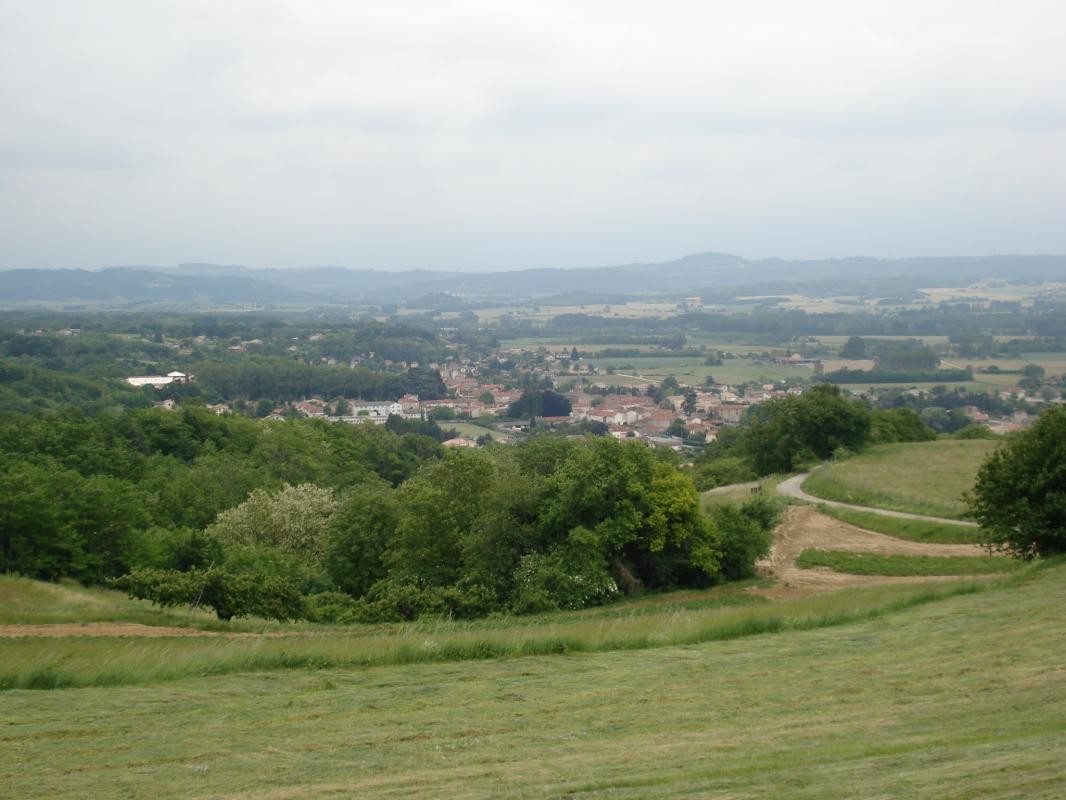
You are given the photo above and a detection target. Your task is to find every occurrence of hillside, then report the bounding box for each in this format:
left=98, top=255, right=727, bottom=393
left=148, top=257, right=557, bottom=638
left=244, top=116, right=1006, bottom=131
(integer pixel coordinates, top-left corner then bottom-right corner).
left=2, top=562, right=1063, bottom=797
left=3, top=252, right=1065, bottom=306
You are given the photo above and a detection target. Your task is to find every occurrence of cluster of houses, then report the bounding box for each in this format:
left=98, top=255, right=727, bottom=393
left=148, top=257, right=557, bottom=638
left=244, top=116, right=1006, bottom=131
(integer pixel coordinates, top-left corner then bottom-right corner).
left=569, top=384, right=803, bottom=443
left=126, top=346, right=1060, bottom=447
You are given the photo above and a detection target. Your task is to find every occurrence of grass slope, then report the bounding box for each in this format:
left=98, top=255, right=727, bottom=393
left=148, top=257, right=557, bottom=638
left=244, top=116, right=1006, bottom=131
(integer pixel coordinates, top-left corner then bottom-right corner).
left=796, top=549, right=1017, bottom=576
left=1, top=563, right=1063, bottom=798
left=802, top=440, right=997, bottom=519
left=816, top=505, right=984, bottom=544
left=0, top=578, right=999, bottom=691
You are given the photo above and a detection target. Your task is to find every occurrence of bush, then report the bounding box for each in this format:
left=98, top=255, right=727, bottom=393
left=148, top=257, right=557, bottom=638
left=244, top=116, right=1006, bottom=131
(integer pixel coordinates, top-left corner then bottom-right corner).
left=710, top=498, right=777, bottom=581
left=113, top=567, right=306, bottom=621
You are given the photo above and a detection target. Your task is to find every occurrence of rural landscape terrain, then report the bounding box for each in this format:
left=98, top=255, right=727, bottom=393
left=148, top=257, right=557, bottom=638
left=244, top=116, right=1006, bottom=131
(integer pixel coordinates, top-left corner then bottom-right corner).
left=6, top=3, right=1066, bottom=795
left=2, top=254, right=1066, bottom=797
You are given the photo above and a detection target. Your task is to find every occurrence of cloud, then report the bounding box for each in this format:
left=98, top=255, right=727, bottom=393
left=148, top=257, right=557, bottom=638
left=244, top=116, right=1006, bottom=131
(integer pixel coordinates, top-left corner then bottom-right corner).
left=1, top=0, right=1065, bottom=268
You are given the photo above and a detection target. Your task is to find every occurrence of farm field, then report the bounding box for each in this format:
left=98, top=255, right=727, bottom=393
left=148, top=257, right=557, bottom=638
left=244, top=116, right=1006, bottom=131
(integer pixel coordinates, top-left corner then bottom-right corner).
left=801, top=440, right=998, bottom=520
left=581, top=355, right=812, bottom=386
left=1, top=563, right=1061, bottom=798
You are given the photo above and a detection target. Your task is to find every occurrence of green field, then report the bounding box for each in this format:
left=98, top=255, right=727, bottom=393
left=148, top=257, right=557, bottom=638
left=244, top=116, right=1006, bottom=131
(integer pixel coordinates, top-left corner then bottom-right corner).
left=795, top=549, right=1016, bottom=576
left=802, top=440, right=998, bottom=519
left=816, top=506, right=984, bottom=544
left=440, top=421, right=516, bottom=444
left=2, top=564, right=1063, bottom=797
left=582, top=355, right=812, bottom=386
left=0, top=575, right=992, bottom=692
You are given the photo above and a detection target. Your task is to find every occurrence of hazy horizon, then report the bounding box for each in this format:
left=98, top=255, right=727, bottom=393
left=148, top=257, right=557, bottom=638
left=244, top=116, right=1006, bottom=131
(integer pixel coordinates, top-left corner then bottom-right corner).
left=6, top=248, right=1066, bottom=275
left=3, top=2, right=1065, bottom=271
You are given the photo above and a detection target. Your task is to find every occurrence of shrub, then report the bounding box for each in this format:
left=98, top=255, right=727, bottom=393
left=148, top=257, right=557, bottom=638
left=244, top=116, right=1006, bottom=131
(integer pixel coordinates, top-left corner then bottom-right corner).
left=113, top=567, right=306, bottom=621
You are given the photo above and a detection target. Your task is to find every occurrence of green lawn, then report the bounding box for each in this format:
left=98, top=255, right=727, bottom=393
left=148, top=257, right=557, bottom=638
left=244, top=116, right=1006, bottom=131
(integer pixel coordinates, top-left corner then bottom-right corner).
left=816, top=505, right=984, bottom=544
left=802, top=440, right=998, bottom=520
left=1, top=564, right=1062, bottom=798
left=795, top=549, right=1016, bottom=576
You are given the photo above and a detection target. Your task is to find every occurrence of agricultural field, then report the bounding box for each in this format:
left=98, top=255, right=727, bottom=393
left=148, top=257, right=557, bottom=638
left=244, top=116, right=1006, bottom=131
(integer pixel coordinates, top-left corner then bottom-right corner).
left=801, top=440, right=999, bottom=520
left=580, top=355, right=813, bottom=386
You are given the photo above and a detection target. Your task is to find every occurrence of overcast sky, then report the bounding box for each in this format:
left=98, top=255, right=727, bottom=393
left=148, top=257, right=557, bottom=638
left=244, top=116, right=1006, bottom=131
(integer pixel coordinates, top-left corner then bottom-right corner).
left=1, top=1, right=1064, bottom=271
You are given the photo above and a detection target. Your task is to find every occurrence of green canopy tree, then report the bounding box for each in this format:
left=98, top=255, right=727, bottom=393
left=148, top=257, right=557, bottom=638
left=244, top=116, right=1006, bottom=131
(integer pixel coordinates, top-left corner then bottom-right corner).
left=967, top=406, right=1066, bottom=558
left=208, top=483, right=337, bottom=565
left=742, top=384, right=871, bottom=475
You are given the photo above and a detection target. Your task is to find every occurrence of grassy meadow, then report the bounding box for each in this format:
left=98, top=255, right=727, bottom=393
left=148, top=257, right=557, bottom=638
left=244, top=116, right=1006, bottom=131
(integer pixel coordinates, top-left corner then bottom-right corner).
left=0, top=575, right=1004, bottom=692
left=815, top=506, right=984, bottom=545
left=2, top=562, right=1064, bottom=798
left=795, top=550, right=1017, bottom=577
left=802, top=440, right=998, bottom=520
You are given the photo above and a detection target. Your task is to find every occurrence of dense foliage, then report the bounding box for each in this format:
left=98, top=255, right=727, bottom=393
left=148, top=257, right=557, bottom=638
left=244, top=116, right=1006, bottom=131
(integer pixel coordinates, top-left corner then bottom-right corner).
left=0, top=407, right=444, bottom=583
left=742, top=384, right=872, bottom=474
left=0, top=397, right=776, bottom=620
left=968, top=406, right=1066, bottom=558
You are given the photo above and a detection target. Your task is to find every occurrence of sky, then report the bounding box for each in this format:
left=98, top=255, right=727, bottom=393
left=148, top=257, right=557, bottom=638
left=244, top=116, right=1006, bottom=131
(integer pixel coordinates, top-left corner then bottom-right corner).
left=1, top=1, right=1065, bottom=271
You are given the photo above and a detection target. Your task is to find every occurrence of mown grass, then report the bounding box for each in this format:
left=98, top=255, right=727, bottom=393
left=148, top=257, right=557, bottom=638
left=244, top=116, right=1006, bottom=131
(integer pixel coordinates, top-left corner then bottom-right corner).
left=2, top=563, right=1064, bottom=798
left=817, top=504, right=985, bottom=544
left=802, top=440, right=997, bottom=519
left=796, top=549, right=1018, bottom=576
left=0, top=572, right=1027, bottom=692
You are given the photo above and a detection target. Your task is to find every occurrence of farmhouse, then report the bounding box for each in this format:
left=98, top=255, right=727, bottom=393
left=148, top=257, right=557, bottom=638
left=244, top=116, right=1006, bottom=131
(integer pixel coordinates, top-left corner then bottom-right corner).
left=126, top=371, right=189, bottom=388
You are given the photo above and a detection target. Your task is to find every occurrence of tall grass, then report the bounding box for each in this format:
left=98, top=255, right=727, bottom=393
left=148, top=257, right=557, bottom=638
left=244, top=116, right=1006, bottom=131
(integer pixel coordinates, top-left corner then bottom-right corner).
left=0, top=571, right=1031, bottom=692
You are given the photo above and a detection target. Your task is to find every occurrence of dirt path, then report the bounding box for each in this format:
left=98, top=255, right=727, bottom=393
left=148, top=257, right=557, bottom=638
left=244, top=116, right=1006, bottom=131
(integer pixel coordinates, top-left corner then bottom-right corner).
left=0, top=622, right=225, bottom=638
left=777, top=473, right=979, bottom=527
left=754, top=505, right=993, bottom=599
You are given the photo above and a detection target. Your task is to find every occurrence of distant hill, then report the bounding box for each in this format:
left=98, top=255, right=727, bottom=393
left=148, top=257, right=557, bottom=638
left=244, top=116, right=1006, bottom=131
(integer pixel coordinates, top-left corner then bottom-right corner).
left=1, top=253, right=1064, bottom=308
left=0, top=268, right=323, bottom=306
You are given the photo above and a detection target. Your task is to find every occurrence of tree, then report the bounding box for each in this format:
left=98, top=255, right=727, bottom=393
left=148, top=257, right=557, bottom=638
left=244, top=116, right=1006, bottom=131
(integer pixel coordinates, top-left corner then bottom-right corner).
left=508, top=390, right=572, bottom=418
left=324, top=482, right=397, bottom=597
left=839, top=336, right=866, bottom=359
left=967, top=406, right=1066, bottom=558
left=114, top=567, right=305, bottom=621
left=208, top=483, right=337, bottom=565
left=742, top=384, right=871, bottom=475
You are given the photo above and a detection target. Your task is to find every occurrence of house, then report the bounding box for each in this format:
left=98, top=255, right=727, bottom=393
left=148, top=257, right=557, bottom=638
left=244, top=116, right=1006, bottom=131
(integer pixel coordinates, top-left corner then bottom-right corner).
left=717, top=404, right=746, bottom=424
left=127, top=370, right=189, bottom=388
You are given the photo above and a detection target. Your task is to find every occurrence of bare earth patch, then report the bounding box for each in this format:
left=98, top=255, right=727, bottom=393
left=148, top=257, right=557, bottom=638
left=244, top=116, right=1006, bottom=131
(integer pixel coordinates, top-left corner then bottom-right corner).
left=754, top=505, right=994, bottom=599
left=0, top=622, right=227, bottom=638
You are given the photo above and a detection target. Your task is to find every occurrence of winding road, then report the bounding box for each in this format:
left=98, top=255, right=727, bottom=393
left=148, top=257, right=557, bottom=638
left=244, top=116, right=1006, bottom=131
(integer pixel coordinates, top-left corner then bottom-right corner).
left=776, top=473, right=979, bottom=527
